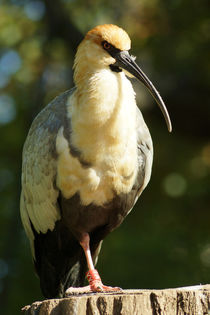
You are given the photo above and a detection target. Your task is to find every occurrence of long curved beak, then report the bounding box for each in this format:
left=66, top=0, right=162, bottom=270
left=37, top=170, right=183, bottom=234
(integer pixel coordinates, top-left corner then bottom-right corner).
left=113, top=51, right=172, bottom=132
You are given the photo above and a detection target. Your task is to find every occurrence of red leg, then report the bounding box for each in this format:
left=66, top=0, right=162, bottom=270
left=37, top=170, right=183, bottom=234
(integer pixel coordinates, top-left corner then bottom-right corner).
left=80, top=233, right=121, bottom=292
left=65, top=233, right=121, bottom=295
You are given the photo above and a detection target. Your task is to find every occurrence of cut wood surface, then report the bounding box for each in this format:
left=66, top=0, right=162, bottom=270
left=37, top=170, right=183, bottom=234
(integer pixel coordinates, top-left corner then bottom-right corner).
left=22, top=284, right=210, bottom=315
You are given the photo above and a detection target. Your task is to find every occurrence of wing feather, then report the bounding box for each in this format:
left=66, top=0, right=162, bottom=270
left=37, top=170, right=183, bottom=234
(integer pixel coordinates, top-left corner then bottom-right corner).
left=20, top=90, right=73, bottom=256
left=135, top=106, right=153, bottom=196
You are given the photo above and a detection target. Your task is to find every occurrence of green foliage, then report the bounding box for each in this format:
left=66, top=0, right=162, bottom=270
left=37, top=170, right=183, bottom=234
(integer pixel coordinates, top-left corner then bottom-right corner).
left=0, top=0, right=209, bottom=314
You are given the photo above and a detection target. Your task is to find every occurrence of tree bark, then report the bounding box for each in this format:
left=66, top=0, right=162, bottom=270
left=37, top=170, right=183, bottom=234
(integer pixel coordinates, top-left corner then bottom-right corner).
left=22, top=284, right=210, bottom=314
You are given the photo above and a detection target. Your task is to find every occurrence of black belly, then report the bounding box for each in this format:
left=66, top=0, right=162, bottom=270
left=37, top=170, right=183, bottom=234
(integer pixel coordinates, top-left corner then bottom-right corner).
left=59, top=187, right=138, bottom=242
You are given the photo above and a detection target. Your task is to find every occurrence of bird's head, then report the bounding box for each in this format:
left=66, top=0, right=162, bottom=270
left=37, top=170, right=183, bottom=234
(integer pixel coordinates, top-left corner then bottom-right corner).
left=74, top=24, right=172, bottom=132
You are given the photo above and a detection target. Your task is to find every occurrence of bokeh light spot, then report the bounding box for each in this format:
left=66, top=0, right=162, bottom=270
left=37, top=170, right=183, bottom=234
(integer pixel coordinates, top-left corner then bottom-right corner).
left=0, top=50, right=22, bottom=76
left=24, top=1, right=45, bottom=21
left=163, top=173, right=187, bottom=198
left=0, top=94, right=16, bottom=125
left=0, top=24, right=22, bottom=46
left=189, top=157, right=207, bottom=178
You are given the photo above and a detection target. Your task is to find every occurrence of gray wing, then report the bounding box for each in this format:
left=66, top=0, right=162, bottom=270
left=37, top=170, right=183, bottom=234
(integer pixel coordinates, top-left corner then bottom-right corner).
left=135, top=106, right=153, bottom=199
left=20, top=89, right=73, bottom=256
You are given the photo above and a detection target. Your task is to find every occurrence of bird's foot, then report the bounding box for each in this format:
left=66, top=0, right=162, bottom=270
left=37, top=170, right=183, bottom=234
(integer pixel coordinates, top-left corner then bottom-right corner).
left=90, top=282, right=121, bottom=292
left=65, top=283, right=121, bottom=296
left=65, top=269, right=121, bottom=295
left=86, top=269, right=121, bottom=292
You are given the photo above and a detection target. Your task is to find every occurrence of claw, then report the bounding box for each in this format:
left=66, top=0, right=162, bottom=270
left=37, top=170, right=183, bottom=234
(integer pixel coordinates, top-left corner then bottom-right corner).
left=89, top=280, right=122, bottom=292
left=87, top=269, right=122, bottom=292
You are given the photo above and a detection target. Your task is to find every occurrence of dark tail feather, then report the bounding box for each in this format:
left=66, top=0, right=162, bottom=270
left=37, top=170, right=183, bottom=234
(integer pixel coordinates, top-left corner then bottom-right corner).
left=31, top=221, right=88, bottom=298
left=39, top=248, right=87, bottom=298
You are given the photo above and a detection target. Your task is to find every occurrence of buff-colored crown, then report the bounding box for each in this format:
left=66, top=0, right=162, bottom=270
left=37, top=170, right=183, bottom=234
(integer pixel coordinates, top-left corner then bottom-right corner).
left=85, top=24, right=131, bottom=51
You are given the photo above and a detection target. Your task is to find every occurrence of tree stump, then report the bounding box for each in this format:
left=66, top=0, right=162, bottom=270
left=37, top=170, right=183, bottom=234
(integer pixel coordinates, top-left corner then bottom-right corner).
left=22, top=285, right=210, bottom=314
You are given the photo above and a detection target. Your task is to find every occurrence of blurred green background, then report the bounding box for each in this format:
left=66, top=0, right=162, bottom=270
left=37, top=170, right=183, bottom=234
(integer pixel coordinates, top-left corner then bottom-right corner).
left=0, top=0, right=210, bottom=313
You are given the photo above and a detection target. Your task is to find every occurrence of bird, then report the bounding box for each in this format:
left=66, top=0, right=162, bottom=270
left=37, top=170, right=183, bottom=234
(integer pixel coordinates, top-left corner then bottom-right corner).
left=20, top=24, right=172, bottom=298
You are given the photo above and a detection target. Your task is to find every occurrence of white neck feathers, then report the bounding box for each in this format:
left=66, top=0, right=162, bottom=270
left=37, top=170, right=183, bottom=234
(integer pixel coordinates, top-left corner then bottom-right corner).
left=68, top=69, right=137, bottom=163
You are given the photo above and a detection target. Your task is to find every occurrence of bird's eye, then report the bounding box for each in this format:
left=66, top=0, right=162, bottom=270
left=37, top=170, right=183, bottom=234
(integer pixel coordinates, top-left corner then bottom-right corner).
left=102, top=41, right=111, bottom=50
